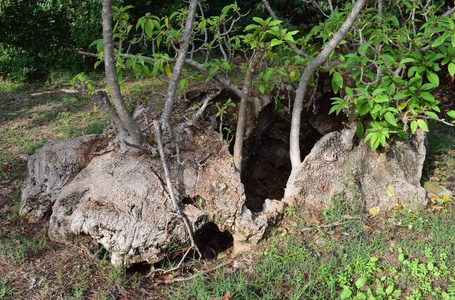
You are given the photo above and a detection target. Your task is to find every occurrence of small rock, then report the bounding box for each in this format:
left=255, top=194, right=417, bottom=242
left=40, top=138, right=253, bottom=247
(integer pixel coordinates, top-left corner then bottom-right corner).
left=423, top=181, right=453, bottom=198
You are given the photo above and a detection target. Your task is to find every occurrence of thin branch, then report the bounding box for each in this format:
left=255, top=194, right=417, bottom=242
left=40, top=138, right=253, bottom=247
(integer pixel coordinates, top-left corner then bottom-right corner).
left=162, top=257, right=235, bottom=283
left=160, top=0, right=199, bottom=128
left=153, top=120, right=202, bottom=259
left=443, top=6, right=455, bottom=17
left=289, top=0, right=367, bottom=170
left=29, top=89, right=79, bottom=97
left=303, top=0, right=330, bottom=18
left=151, top=246, right=193, bottom=275
left=188, top=90, right=221, bottom=124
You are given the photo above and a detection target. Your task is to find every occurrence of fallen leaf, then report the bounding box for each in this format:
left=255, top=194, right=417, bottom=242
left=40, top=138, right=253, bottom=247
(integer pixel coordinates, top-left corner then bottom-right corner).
left=209, top=291, right=232, bottom=300
left=386, top=188, right=395, bottom=197
left=0, top=188, right=12, bottom=195
left=222, top=291, right=231, bottom=300
left=369, top=206, right=380, bottom=216
left=162, top=273, right=174, bottom=282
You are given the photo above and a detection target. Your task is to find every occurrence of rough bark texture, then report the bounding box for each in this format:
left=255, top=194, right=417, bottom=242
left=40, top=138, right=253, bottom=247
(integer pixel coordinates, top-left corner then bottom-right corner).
left=285, top=127, right=427, bottom=211
left=20, top=135, right=109, bottom=222
left=21, top=132, right=283, bottom=266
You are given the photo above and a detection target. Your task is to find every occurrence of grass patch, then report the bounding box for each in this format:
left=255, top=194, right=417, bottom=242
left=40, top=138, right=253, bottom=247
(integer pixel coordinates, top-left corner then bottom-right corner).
left=0, top=278, right=15, bottom=299
left=167, top=202, right=455, bottom=299
left=0, top=227, right=47, bottom=266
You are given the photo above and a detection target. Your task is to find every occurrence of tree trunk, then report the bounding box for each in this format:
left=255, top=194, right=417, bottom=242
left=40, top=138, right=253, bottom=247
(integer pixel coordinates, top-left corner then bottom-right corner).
left=289, top=0, right=366, bottom=171
left=160, top=0, right=199, bottom=128
left=233, top=49, right=264, bottom=173
left=102, top=0, right=143, bottom=146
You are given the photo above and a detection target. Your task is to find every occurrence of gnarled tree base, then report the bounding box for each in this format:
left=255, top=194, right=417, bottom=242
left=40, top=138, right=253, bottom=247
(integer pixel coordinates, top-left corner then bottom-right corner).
left=21, top=129, right=284, bottom=266
left=285, top=127, right=427, bottom=211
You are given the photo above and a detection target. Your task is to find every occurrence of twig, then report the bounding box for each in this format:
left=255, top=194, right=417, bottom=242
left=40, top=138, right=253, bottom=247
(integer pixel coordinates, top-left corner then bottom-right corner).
left=151, top=246, right=194, bottom=276
left=161, top=257, right=236, bottom=284
left=189, top=90, right=221, bottom=125
left=153, top=120, right=202, bottom=261
left=29, top=89, right=79, bottom=97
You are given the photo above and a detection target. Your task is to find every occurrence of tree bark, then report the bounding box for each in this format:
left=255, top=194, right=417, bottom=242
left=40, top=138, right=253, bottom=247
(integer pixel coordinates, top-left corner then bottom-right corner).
left=102, top=0, right=143, bottom=146
left=233, top=49, right=264, bottom=173
left=160, top=0, right=199, bottom=128
left=289, top=0, right=366, bottom=171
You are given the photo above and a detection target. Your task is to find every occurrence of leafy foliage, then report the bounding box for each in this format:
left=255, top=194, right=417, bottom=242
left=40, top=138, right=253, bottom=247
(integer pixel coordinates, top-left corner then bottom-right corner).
left=326, top=0, right=455, bottom=149
left=0, top=0, right=122, bottom=80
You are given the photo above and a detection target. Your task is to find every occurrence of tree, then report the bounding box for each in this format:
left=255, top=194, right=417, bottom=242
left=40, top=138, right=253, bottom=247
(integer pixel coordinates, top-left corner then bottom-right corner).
left=83, top=0, right=455, bottom=201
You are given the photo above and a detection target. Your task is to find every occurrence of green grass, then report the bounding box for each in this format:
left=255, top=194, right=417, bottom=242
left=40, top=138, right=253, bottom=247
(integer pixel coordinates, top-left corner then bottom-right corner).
left=166, top=201, right=455, bottom=299
left=0, top=278, right=15, bottom=299
left=0, top=227, right=47, bottom=266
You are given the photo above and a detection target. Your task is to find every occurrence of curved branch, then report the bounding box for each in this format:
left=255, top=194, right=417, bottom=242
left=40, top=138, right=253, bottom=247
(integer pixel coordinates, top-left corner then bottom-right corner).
left=289, top=0, right=367, bottom=170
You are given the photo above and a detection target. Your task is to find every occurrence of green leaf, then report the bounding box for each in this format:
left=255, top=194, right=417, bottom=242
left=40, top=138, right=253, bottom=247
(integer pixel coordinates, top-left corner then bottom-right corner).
left=394, top=93, right=408, bottom=101
left=384, top=112, right=397, bottom=127
left=259, top=85, right=265, bottom=94
left=452, top=33, right=455, bottom=48
left=375, top=94, right=389, bottom=103
left=424, top=111, right=439, bottom=120
left=340, top=286, right=352, bottom=299
left=427, top=71, right=439, bottom=87
left=448, top=62, right=455, bottom=77
left=432, top=31, right=451, bottom=48
left=355, top=277, right=367, bottom=289
left=385, top=284, right=394, bottom=295
left=400, top=58, right=417, bottom=64
left=358, top=42, right=370, bottom=56
left=269, top=20, right=282, bottom=26
left=420, top=92, right=435, bottom=102
left=447, top=111, right=455, bottom=118
left=417, top=119, right=429, bottom=132
left=411, top=120, right=417, bottom=134
left=397, top=131, right=409, bottom=139
left=332, top=72, right=343, bottom=94
left=345, top=87, right=353, bottom=96
left=270, top=39, right=283, bottom=47
left=94, top=60, right=102, bottom=70
left=145, top=20, right=154, bottom=37
left=396, top=101, right=408, bottom=111
left=420, top=83, right=435, bottom=91
left=356, top=121, right=365, bottom=138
